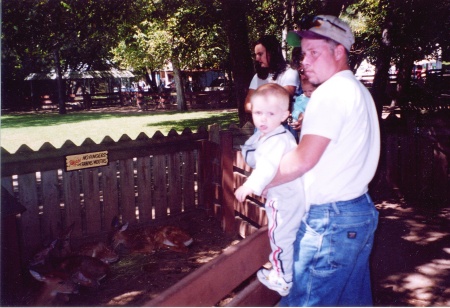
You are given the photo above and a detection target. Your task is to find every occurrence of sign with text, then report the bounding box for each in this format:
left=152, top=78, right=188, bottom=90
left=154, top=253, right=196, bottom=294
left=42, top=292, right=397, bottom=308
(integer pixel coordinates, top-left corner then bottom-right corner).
left=65, top=151, right=109, bottom=171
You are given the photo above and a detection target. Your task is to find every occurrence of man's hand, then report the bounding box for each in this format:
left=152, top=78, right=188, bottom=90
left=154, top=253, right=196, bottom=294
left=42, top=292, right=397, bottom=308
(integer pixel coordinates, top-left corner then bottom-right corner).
left=235, top=186, right=254, bottom=202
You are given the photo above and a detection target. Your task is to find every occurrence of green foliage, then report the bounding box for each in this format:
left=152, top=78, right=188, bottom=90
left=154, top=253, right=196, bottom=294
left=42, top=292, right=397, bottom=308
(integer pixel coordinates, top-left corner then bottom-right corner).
left=112, top=0, right=229, bottom=74
left=2, top=0, right=144, bottom=77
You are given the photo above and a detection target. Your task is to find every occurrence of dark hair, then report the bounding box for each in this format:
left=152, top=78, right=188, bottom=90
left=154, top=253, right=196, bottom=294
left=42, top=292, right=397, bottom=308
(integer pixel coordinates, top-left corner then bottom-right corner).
left=254, top=35, right=287, bottom=81
left=290, top=47, right=303, bottom=70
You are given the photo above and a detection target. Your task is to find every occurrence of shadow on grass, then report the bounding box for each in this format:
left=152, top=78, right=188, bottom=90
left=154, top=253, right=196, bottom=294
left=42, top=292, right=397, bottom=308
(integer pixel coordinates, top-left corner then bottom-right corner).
left=1, top=110, right=239, bottom=129
left=0, top=112, right=166, bottom=129
left=145, top=112, right=239, bottom=131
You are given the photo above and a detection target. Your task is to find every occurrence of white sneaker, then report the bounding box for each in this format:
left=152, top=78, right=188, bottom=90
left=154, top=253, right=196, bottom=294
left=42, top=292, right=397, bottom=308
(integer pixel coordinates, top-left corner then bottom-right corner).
left=257, top=268, right=292, bottom=296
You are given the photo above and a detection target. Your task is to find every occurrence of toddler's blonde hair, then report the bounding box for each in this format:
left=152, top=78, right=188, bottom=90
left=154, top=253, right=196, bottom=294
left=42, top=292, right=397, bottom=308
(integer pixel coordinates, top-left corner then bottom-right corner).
left=251, top=83, right=290, bottom=111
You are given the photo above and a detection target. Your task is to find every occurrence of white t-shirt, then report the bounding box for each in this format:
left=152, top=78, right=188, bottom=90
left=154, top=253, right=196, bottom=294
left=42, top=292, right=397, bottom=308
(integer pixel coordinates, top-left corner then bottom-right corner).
left=300, top=70, right=380, bottom=206
left=249, top=67, right=299, bottom=90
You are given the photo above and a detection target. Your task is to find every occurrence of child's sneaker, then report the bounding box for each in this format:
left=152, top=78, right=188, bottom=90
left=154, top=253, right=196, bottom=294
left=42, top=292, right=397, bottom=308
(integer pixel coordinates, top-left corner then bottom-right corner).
left=257, top=268, right=292, bottom=296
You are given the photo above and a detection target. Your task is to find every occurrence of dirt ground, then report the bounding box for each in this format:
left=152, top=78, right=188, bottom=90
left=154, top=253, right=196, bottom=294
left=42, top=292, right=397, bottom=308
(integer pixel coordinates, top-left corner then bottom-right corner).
left=14, top=211, right=240, bottom=306
left=370, top=188, right=450, bottom=307
left=14, top=194, right=448, bottom=307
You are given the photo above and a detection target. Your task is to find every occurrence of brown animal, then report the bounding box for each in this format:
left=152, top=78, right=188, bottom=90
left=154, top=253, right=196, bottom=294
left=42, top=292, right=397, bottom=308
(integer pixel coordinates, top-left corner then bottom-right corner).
left=110, top=221, right=157, bottom=254
left=57, top=255, right=110, bottom=288
left=153, top=225, right=194, bottom=253
left=29, top=223, right=112, bottom=289
left=29, top=239, right=58, bottom=268
left=110, top=217, right=193, bottom=254
left=29, top=269, right=78, bottom=306
left=30, top=223, right=119, bottom=267
left=78, top=241, right=119, bottom=264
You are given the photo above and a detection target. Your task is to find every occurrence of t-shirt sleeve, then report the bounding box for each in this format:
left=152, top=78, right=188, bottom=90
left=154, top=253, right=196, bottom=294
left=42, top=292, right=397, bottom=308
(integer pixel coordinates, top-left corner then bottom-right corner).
left=249, top=74, right=259, bottom=90
left=301, top=79, right=353, bottom=141
left=279, top=68, right=300, bottom=87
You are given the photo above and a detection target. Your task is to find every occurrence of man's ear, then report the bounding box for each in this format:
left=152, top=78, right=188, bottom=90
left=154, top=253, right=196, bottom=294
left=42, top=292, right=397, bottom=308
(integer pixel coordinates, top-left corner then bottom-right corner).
left=334, top=44, right=347, bottom=61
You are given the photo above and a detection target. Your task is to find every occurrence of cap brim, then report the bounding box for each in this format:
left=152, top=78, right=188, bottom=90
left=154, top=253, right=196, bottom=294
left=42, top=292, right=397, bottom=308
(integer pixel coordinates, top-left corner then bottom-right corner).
left=297, top=30, right=329, bottom=40
left=287, top=30, right=331, bottom=47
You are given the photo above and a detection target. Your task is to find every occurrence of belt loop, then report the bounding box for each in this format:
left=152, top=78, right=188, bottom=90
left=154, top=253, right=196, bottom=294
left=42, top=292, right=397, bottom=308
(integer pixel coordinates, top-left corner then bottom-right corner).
left=365, top=193, right=371, bottom=203
left=331, top=202, right=340, bottom=214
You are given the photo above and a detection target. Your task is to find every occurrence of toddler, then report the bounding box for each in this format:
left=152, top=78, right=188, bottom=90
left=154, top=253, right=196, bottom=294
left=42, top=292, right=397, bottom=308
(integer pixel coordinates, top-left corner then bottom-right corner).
left=235, top=83, right=306, bottom=296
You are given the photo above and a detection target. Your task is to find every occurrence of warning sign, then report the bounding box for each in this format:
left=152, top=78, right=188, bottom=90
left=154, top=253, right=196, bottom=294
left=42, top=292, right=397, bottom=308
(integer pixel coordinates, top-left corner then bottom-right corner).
left=65, top=151, right=109, bottom=171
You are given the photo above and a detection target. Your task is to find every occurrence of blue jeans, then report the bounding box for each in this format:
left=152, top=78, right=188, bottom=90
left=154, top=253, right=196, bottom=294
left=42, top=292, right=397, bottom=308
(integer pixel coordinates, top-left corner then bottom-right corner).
left=280, top=193, right=379, bottom=306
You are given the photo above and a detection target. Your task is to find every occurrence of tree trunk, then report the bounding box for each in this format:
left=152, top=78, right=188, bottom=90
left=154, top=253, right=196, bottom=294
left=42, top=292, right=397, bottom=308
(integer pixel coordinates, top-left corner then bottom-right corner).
left=53, top=49, right=66, bottom=114
left=372, top=25, right=393, bottom=119
left=172, top=58, right=187, bottom=111
left=221, top=0, right=254, bottom=126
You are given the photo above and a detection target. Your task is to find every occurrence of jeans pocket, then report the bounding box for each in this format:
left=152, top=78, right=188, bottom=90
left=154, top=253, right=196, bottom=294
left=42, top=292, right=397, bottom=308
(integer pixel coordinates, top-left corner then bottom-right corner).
left=328, top=218, right=373, bottom=268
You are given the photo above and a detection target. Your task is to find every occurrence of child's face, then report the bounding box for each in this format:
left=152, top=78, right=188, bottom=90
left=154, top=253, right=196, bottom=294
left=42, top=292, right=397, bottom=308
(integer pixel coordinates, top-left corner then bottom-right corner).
left=251, top=96, right=289, bottom=136
left=302, top=84, right=315, bottom=98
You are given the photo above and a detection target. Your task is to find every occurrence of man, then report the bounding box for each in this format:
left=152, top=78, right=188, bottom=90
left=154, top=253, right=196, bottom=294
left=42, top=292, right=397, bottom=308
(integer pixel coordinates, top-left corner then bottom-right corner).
left=266, top=15, right=381, bottom=306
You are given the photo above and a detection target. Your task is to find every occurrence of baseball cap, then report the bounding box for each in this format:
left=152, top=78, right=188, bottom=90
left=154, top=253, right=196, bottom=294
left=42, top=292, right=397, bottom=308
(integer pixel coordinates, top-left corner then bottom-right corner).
left=287, top=15, right=355, bottom=51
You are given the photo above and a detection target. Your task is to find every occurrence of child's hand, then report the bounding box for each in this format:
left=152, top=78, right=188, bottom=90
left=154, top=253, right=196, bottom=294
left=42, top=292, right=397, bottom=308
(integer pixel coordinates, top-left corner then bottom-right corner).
left=235, top=186, right=254, bottom=202
left=289, top=113, right=304, bottom=130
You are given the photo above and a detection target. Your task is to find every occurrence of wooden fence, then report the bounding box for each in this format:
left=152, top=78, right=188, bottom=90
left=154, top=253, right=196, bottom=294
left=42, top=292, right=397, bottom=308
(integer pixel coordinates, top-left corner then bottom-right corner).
left=41, top=88, right=234, bottom=110
left=2, top=108, right=449, bottom=306
left=1, top=128, right=208, bottom=264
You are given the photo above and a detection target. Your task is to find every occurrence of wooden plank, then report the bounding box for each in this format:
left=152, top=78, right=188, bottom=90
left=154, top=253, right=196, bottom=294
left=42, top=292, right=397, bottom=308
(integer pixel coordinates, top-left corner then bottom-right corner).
left=225, top=278, right=280, bottom=307
left=167, top=152, right=182, bottom=215
left=63, top=170, right=82, bottom=238
left=41, top=170, right=61, bottom=241
left=17, top=173, right=41, bottom=262
left=136, top=156, right=153, bottom=222
left=153, top=154, right=168, bottom=219
left=1, top=177, right=14, bottom=195
left=236, top=199, right=267, bottom=228
left=220, top=131, right=236, bottom=234
left=101, top=162, right=119, bottom=230
left=81, top=168, right=101, bottom=235
left=182, top=150, right=196, bottom=212
left=143, top=226, right=271, bottom=307
left=119, top=158, right=136, bottom=223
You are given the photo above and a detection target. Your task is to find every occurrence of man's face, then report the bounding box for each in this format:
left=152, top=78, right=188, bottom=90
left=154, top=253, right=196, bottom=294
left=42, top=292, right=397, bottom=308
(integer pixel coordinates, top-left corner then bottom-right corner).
left=301, top=38, right=338, bottom=85
left=254, top=43, right=269, bottom=68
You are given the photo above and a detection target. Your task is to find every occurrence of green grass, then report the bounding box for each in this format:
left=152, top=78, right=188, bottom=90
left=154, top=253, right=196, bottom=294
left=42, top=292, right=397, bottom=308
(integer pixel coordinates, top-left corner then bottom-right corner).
left=0, top=109, right=239, bottom=153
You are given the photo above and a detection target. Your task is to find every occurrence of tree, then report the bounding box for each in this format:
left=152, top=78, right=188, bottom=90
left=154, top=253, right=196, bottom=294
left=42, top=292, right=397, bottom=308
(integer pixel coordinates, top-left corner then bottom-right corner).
left=344, top=0, right=450, bottom=114
left=113, top=0, right=230, bottom=111
left=2, top=0, right=143, bottom=113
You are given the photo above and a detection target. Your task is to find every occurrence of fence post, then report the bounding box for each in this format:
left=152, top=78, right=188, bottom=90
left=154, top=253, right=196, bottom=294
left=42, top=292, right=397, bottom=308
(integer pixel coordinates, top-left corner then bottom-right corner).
left=220, top=130, right=236, bottom=235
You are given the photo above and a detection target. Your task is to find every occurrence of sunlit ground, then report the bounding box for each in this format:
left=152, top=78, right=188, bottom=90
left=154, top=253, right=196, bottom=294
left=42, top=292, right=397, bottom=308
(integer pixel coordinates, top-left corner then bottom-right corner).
left=372, top=199, right=450, bottom=306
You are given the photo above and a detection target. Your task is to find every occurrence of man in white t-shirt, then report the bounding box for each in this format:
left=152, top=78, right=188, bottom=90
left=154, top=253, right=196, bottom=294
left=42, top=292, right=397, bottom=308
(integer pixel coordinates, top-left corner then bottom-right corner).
left=244, top=35, right=299, bottom=113
left=265, top=15, right=380, bottom=306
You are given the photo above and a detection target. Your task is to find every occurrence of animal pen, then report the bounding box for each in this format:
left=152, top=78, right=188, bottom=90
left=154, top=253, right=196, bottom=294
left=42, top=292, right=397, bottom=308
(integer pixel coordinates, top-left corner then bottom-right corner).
left=1, top=106, right=449, bottom=306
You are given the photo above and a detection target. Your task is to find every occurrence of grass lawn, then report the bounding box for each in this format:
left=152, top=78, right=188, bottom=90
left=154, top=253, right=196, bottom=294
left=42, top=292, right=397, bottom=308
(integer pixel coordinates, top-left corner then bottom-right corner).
left=0, top=108, right=239, bottom=153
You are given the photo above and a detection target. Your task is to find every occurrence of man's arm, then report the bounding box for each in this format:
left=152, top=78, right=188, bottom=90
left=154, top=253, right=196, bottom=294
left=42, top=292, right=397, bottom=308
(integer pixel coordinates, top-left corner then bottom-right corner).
left=265, top=134, right=330, bottom=190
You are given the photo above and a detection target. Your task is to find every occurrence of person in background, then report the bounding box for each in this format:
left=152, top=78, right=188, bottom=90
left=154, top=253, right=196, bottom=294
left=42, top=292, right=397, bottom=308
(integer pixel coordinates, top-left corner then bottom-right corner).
left=266, top=15, right=381, bottom=306
left=136, top=86, right=144, bottom=111
left=244, top=35, right=300, bottom=114
left=288, top=77, right=317, bottom=142
left=235, top=83, right=306, bottom=297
